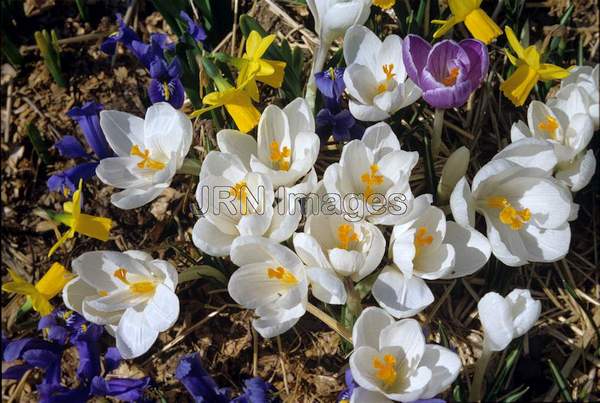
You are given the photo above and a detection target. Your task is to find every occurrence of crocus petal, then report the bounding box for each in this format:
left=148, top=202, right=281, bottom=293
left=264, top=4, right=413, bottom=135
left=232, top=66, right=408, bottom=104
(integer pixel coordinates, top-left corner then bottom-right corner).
left=478, top=292, right=514, bottom=351
left=372, top=266, right=434, bottom=319
left=419, top=345, right=462, bottom=399
left=403, top=34, right=432, bottom=85
left=55, top=135, right=88, bottom=158
left=352, top=307, right=395, bottom=350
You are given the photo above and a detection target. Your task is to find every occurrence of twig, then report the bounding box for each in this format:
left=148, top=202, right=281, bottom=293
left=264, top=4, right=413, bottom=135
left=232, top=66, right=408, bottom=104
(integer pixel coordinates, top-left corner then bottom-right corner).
left=276, top=336, right=290, bottom=395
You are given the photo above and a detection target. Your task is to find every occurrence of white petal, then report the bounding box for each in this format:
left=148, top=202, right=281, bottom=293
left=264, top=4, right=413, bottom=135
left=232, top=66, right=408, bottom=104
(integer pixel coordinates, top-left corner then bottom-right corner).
left=99, top=110, right=145, bottom=157
left=419, top=345, right=462, bottom=399
left=293, top=233, right=331, bottom=269
left=96, top=157, right=147, bottom=188
left=556, top=149, right=596, bottom=192
left=494, top=138, right=557, bottom=173
left=361, top=122, right=400, bottom=159
left=349, top=346, right=387, bottom=393
left=111, top=185, right=166, bottom=209
left=505, top=289, right=541, bottom=337
left=353, top=306, right=395, bottom=350
left=257, top=105, right=290, bottom=165
left=266, top=200, right=302, bottom=243
left=348, top=99, right=390, bottom=122
left=520, top=223, right=571, bottom=263
left=148, top=259, right=178, bottom=291
left=450, top=177, right=475, bottom=227
left=478, top=292, right=514, bottom=352
left=143, top=284, right=179, bottom=332
left=343, top=25, right=381, bottom=70
left=442, top=222, right=491, bottom=279
left=353, top=222, right=386, bottom=282
left=385, top=366, right=432, bottom=402
left=192, top=217, right=237, bottom=257
left=328, top=248, right=363, bottom=277
left=372, top=266, right=434, bottom=319
left=216, top=129, right=257, bottom=170
left=438, top=146, right=470, bottom=202
left=344, top=63, right=379, bottom=106
left=116, top=306, right=159, bottom=358
left=284, top=97, right=315, bottom=135
left=510, top=120, right=532, bottom=142
left=350, top=388, right=391, bottom=403
left=378, top=319, right=425, bottom=366
left=144, top=102, right=193, bottom=163
left=63, top=277, right=95, bottom=313
left=307, top=267, right=347, bottom=304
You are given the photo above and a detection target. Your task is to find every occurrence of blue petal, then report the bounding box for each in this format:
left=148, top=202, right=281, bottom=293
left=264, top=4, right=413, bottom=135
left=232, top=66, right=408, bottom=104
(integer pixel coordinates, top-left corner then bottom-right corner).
left=54, top=135, right=88, bottom=159
left=175, top=353, right=230, bottom=402
left=104, top=347, right=122, bottom=373
left=91, top=376, right=151, bottom=402
left=67, top=102, right=112, bottom=159
left=180, top=11, right=207, bottom=43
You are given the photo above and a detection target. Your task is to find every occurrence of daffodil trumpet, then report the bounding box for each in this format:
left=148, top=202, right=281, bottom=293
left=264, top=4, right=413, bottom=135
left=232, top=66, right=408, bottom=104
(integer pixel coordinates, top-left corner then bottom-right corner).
left=432, top=0, right=502, bottom=44
left=47, top=180, right=112, bottom=257
left=501, top=26, right=570, bottom=106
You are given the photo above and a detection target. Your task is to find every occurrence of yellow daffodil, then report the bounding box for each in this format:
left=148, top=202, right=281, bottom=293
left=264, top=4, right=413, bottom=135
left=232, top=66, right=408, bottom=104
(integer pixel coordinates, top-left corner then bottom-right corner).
left=2, top=263, right=74, bottom=315
left=373, top=0, right=395, bottom=10
left=191, top=76, right=261, bottom=133
left=48, top=180, right=113, bottom=256
left=432, top=0, right=502, bottom=44
left=233, top=31, right=286, bottom=101
left=501, top=26, right=570, bottom=106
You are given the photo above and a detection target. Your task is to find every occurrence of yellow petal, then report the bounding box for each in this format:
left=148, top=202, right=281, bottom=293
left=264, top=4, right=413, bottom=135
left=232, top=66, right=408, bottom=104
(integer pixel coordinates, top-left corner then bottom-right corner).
left=256, top=60, right=286, bottom=89
left=252, top=34, right=276, bottom=60
left=464, top=8, right=502, bottom=44
left=35, top=262, right=74, bottom=300
left=2, top=269, right=37, bottom=296
left=505, top=26, right=526, bottom=60
left=500, top=64, right=540, bottom=107
left=70, top=180, right=83, bottom=218
left=30, top=293, right=53, bottom=316
left=448, top=0, right=478, bottom=19
left=538, top=63, right=570, bottom=81
left=75, top=214, right=112, bottom=241
left=245, top=31, right=263, bottom=58
left=505, top=50, right=518, bottom=66
left=48, top=228, right=75, bottom=257
left=523, top=46, right=541, bottom=70
left=432, top=17, right=460, bottom=38
left=225, top=102, right=261, bottom=133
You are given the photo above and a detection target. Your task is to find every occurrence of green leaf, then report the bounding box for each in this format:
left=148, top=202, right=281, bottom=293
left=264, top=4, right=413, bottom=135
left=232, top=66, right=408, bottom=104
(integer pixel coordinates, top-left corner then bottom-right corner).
left=453, top=383, right=467, bottom=402
left=502, top=385, right=530, bottom=403
left=354, top=271, right=378, bottom=300
left=485, top=341, right=522, bottom=400
left=35, top=30, right=65, bottom=87
left=1, top=31, right=23, bottom=66
left=178, top=265, right=228, bottom=285
left=548, top=359, right=573, bottom=402
left=26, top=123, right=51, bottom=164
left=150, top=0, right=186, bottom=37
left=74, top=0, right=89, bottom=21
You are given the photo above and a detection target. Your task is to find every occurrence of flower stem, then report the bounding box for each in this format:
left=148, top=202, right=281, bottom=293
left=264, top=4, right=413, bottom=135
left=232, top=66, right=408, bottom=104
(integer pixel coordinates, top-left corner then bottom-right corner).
left=305, top=40, right=331, bottom=112
left=344, top=277, right=362, bottom=317
left=307, top=302, right=352, bottom=343
left=432, top=108, right=445, bottom=158
left=470, top=342, right=493, bottom=402
left=423, top=133, right=438, bottom=204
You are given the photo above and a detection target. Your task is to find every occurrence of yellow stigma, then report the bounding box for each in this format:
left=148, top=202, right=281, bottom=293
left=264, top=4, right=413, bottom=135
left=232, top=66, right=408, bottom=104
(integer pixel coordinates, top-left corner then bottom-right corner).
left=269, top=141, right=291, bottom=171
left=361, top=164, right=384, bottom=201
left=414, top=226, right=433, bottom=256
left=267, top=266, right=298, bottom=285
left=114, top=268, right=129, bottom=284
left=337, top=224, right=358, bottom=250
left=62, top=310, right=73, bottom=320
left=230, top=181, right=249, bottom=215
left=373, top=0, right=396, bottom=9
left=538, top=115, right=559, bottom=140
left=373, top=354, right=397, bottom=386
left=487, top=196, right=531, bottom=230
left=130, top=145, right=166, bottom=170
left=328, top=67, right=336, bottom=80
left=81, top=323, right=88, bottom=333
left=377, top=64, right=396, bottom=94
left=98, top=290, right=108, bottom=297
left=163, top=81, right=171, bottom=101
left=442, top=67, right=460, bottom=86
left=129, top=281, right=156, bottom=294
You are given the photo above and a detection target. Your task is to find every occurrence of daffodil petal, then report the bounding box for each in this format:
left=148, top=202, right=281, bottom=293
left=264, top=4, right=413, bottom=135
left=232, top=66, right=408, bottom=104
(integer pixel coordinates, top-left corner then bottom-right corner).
left=538, top=64, right=571, bottom=81
left=505, top=26, right=526, bottom=60
left=501, top=64, right=539, bottom=107
left=464, top=8, right=502, bottom=44
left=35, top=262, right=74, bottom=300
left=75, top=214, right=112, bottom=241
left=432, top=17, right=460, bottom=39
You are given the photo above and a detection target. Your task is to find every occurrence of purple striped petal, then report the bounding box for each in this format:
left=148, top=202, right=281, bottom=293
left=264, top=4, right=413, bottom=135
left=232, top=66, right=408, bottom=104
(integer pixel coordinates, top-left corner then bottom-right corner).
left=403, top=34, right=432, bottom=86
left=460, top=39, right=489, bottom=88
left=422, top=79, right=474, bottom=109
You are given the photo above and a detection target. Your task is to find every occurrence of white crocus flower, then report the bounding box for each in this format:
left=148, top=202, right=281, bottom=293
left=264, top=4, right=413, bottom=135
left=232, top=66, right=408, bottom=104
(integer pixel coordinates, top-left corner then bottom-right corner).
left=349, top=307, right=461, bottom=402
left=343, top=25, right=421, bottom=121
left=373, top=205, right=490, bottom=318
left=228, top=236, right=308, bottom=338
left=96, top=102, right=192, bottom=209
left=217, top=98, right=320, bottom=189
left=305, top=0, right=372, bottom=108
left=549, top=64, right=599, bottom=129
left=62, top=250, right=179, bottom=359
left=192, top=151, right=301, bottom=257
left=470, top=289, right=541, bottom=401
left=510, top=100, right=596, bottom=191
left=437, top=146, right=470, bottom=204
left=323, top=122, right=424, bottom=225
left=450, top=158, right=574, bottom=267
left=292, top=214, right=385, bottom=304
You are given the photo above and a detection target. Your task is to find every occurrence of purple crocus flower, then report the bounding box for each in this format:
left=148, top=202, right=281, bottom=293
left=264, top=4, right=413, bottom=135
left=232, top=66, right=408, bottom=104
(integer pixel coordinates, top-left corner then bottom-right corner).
left=316, top=108, right=364, bottom=142
left=100, top=14, right=140, bottom=55
left=148, top=57, right=185, bottom=108
left=337, top=368, right=357, bottom=402
left=232, top=377, right=281, bottom=403
left=180, top=11, right=207, bottom=44
left=315, top=67, right=345, bottom=109
left=402, top=34, right=488, bottom=109
left=66, top=101, right=111, bottom=159
left=91, top=376, right=152, bottom=401
left=176, top=353, right=230, bottom=402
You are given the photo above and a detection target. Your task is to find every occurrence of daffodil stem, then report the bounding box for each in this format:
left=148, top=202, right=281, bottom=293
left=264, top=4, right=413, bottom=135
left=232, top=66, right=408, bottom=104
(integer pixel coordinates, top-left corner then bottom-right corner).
left=177, top=158, right=202, bottom=176
left=17, top=298, right=33, bottom=318
left=305, top=39, right=331, bottom=112
left=432, top=108, right=445, bottom=158
left=470, top=342, right=493, bottom=402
